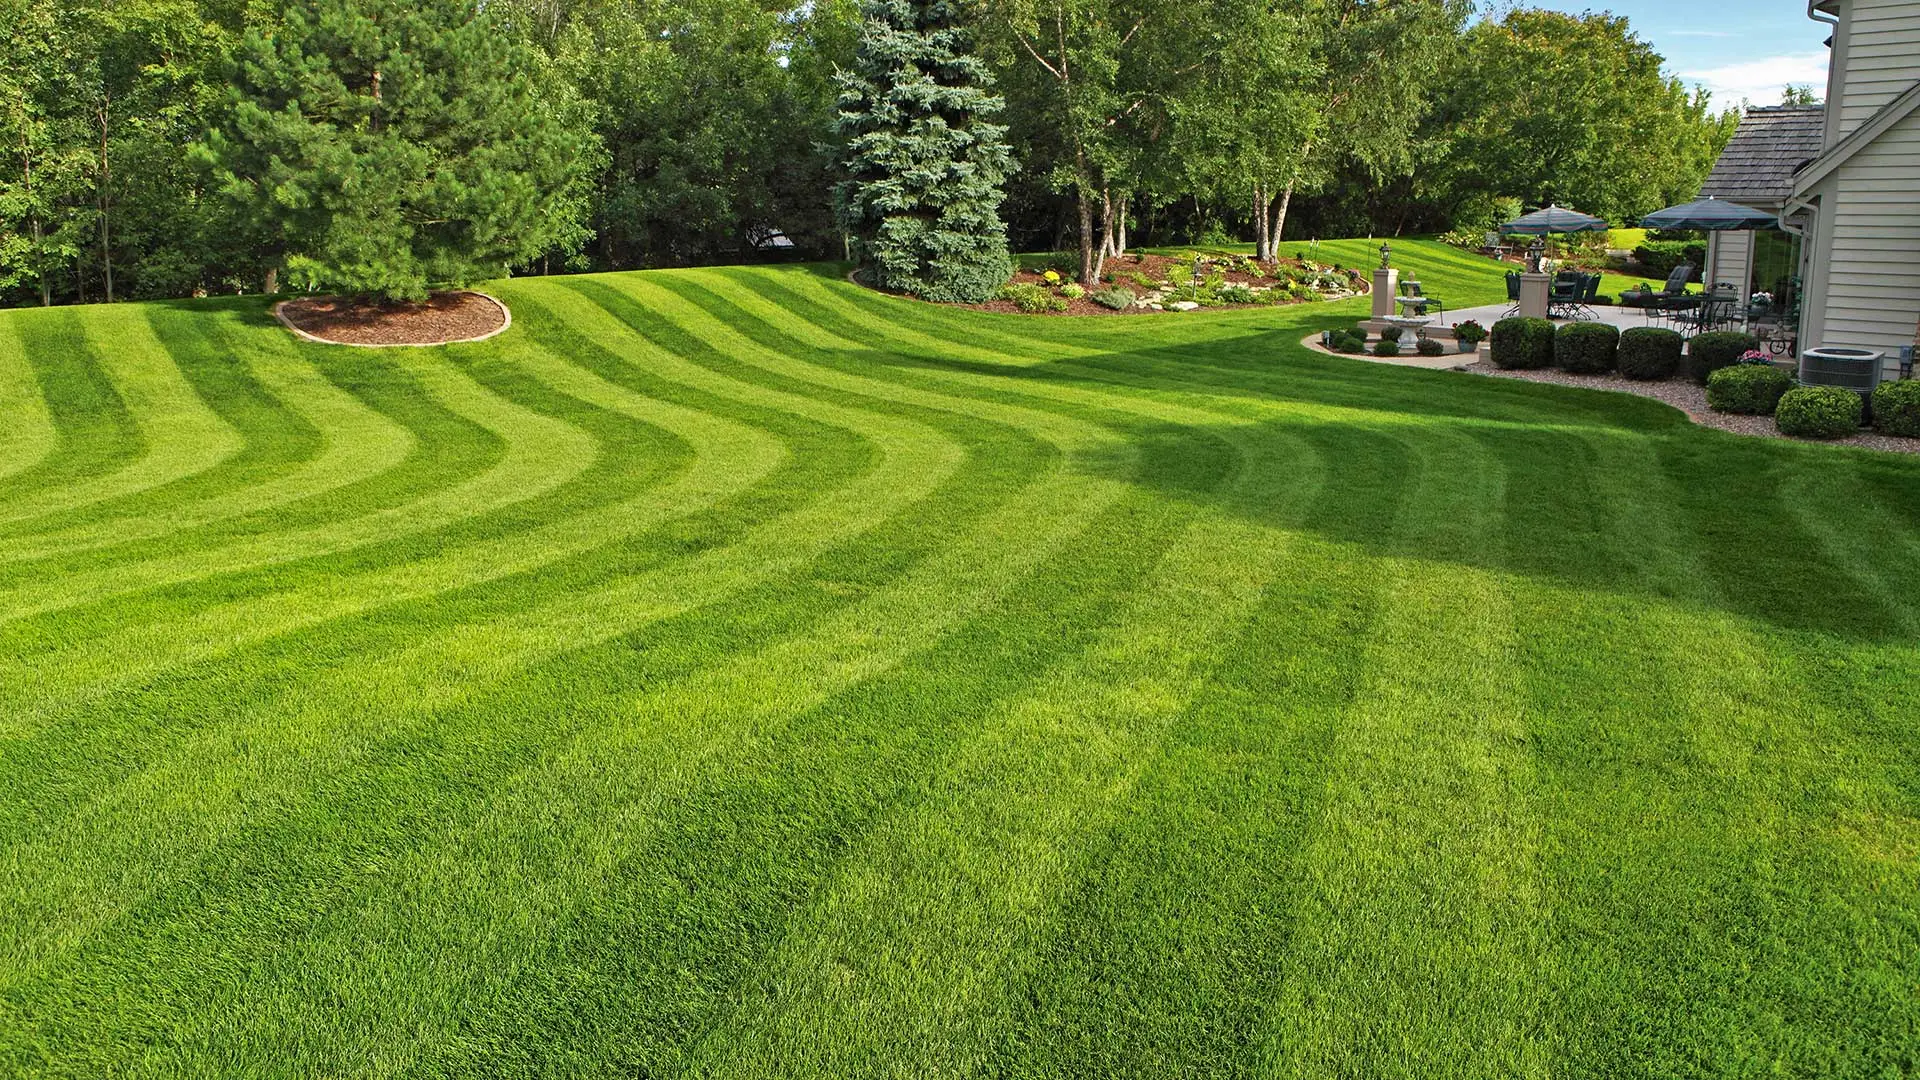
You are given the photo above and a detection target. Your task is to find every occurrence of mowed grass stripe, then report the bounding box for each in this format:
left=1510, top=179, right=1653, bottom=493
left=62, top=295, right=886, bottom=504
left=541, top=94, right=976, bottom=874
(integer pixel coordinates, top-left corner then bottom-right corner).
left=990, top=428, right=1416, bottom=1078
left=0, top=304, right=415, bottom=563
left=680, top=429, right=1307, bottom=1075
left=0, top=278, right=942, bottom=821
left=1501, top=430, right=1920, bottom=1074
left=0, top=315, right=58, bottom=484
left=0, top=286, right=1157, bottom=1073
left=0, top=306, right=245, bottom=526
left=0, top=345, right=599, bottom=624
left=153, top=412, right=1151, bottom=1079
left=1249, top=425, right=1551, bottom=1078
left=0, top=311, right=148, bottom=508
left=0, top=319, right=974, bottom=988
left=0, top=303, right=325, bottom=546
left=3, top=255, right=1919, bottom=1076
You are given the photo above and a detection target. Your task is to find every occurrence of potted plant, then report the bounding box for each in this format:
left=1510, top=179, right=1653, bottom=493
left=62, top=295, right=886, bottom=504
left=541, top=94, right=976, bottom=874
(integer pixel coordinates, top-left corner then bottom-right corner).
left=1453, top=319, right=1488, bottom=353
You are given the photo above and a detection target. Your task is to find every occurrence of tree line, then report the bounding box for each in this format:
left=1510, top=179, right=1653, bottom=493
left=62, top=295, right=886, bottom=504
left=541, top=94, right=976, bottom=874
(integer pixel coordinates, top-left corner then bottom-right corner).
left=0, top=0, right=1738, bottom=307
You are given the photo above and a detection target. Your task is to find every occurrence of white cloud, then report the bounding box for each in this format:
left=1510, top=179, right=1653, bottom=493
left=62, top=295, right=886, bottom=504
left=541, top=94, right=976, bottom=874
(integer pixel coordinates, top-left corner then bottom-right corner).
left=1681, top=52, right=1830, bottom=107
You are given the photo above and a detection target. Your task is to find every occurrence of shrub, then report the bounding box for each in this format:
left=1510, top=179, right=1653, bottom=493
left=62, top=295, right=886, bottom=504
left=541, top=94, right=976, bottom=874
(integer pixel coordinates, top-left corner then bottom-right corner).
left=1372, top=339, right=1401, bottom=357
left=1617, top=327, right=1683, bottom=380
left=1331, top=331, right=1368, bottom=354
left=1489, top=317, right=1555, bottom=369
left=1554, top=321, right=1620, bottom=374
left=1218, top=284, right=1258, bottom=305
left=1091, top=286, right=1135, bottom=311
left=1453, top=319, right=1487, bottom=344
left=1873, top=376, right=1920, bottom=434
left=1416, top=337, right=1446, bottom=357
left=1776, top=385, right=1863, bottom=439
left=1059, top=282, right=1086, bottom=300
left=1380, top=325, right=1403, bottom=342
left=1872, top=379, right=1920, bottom=437
left=1706, top=363, right=1793, bottom=415
left=1686, top=331, right=1761, bottom=383
left=1127, top=271, right=1157, bottom=289
left=1632, top=240, right=1706, bottom=280
left=997, top=282, right=1066, bottom=313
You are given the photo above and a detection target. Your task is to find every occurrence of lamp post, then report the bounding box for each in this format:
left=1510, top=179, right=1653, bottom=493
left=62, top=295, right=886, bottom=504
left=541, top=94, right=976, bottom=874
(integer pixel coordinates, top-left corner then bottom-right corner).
left=1379, top=242, right=1392, bottom=269
left=1527, top=238, right=1545, bottom=273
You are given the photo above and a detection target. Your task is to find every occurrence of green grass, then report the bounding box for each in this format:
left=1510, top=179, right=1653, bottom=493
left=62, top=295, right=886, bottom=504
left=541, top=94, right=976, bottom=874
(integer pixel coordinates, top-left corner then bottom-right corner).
left=0, top=238, right=1916, bottom=1077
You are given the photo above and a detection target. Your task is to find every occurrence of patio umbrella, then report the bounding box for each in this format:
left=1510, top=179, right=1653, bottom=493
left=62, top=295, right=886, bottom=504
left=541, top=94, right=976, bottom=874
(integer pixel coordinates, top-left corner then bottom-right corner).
left=1501, top=205, right=1610, bottom=235
left=1639, top=197, right=1779, bottom=231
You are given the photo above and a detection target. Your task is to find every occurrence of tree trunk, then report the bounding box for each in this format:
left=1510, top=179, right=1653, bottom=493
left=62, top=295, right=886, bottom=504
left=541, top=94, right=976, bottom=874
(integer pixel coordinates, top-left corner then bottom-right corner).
left=1099, top=188, right=1116, bottom=262
left=264, top=266, right=278, bottom=295
left=34, top=218, right=48, bottom=306
left=1269, top=184, right=1295, bottom=257
left=1115, top=193, right=1128, bottom=255
left=97, top=103, right=113, bottom=304
left=1253, top=182, right=1270, bottom=261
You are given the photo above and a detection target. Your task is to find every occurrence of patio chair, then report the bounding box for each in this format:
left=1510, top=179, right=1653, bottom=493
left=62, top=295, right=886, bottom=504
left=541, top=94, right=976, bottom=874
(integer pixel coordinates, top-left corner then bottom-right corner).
left=1548, top=271, right=1583, bottom=319
left=1642, top=264, right=1699, bottom=327
left=1503, top=271, right=1522, bottom=316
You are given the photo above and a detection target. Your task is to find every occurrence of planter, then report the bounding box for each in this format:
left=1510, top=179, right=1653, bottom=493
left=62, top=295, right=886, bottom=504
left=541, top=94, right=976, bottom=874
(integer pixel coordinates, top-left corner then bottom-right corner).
left=1456, top=339, right=1478, bottom=354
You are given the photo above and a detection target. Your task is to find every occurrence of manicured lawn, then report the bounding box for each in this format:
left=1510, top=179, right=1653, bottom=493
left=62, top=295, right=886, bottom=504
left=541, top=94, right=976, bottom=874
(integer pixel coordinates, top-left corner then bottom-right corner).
left=1, top=239, right=1915, bottom=1077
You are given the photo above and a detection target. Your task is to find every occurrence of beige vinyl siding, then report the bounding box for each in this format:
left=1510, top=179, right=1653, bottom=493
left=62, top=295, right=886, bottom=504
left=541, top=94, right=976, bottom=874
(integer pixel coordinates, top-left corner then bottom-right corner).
left=1837, top=0, right=1920, bottom=135
left=1708, top=231, right=1754, bottom=293
left=1810, top=106, right=1920, bottom=377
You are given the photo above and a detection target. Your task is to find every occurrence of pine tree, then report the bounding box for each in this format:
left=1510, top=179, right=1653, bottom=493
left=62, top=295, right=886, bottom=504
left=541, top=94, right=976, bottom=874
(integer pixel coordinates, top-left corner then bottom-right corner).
left=833, top=0, right=1013, bottom=304
left=199, top=0, right=598, bottom=302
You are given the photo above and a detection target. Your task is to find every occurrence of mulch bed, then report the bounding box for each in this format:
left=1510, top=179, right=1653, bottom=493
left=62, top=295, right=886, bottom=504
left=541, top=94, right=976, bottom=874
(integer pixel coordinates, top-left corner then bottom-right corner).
left=276, top=290, right=508, bottom=346
left=961, top=251, right=1368, bottom=316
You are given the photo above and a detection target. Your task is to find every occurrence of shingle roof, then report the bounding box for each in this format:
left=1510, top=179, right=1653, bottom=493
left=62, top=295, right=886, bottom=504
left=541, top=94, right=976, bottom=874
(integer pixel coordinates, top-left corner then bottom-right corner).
left=1699, top=106, right=1827, bottom=206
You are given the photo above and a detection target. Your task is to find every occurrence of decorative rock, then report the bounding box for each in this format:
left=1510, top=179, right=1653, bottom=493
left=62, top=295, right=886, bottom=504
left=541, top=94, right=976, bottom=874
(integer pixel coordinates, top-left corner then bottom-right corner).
left=1170, top=301, right=1201, bottom=312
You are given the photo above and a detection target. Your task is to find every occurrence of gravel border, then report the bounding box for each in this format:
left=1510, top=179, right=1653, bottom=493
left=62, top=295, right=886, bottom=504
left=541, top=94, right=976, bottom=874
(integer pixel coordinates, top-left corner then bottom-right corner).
left=1459, top=361, right=1919, bottom=455
left=1298, top=333, right=1918, bottom=455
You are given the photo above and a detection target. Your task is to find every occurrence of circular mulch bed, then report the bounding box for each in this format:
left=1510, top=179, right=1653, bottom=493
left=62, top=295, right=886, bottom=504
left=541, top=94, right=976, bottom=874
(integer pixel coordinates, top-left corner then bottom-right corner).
left=274, top=290, right=510, bottom=347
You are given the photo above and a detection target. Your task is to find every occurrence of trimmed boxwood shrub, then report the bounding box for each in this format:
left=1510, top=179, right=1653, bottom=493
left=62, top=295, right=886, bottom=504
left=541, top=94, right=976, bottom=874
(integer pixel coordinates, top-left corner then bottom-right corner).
left=1776, top=385, right=1863, bottom=439
left=1380, top=325, right=1404, bottom=342
left=1705, top=363, right=1793, bottom=415
left=1371, top=339, right=1401, bottom=357
left=1416, top=337, right=1446, bottom=357
left=1330, top=330, right=1367, bottom=354
left=1686, top=331, right=1761, bottom=383
left=1554, top=321, right=1620, bottom=374
left=1490, top=317, right=1555, bottom=370
left=1872, top=379, right=1920, bottom=437
left=1617, top=327, right=1683, bottom=380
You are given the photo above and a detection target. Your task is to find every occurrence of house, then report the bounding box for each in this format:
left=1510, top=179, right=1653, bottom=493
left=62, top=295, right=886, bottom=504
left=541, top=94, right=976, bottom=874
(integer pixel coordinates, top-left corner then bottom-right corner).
left=1784, top=0, right=1920, bottom=379
left=1697, top=106, right=1824, bottom=307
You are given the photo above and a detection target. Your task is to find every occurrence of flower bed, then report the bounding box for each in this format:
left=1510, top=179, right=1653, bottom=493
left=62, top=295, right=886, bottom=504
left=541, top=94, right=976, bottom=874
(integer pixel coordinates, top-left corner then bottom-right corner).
left=971, top=251, right=1367, bottom=316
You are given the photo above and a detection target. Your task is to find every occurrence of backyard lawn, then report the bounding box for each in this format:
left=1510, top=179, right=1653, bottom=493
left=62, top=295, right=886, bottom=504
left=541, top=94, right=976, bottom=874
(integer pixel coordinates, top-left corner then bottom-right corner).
left=1, top=239, right=1915, bottom=1077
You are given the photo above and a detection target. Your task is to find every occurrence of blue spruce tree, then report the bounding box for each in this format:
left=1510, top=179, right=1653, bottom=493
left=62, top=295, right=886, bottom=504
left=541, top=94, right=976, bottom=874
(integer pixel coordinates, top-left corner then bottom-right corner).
left=834, top=0, right=1014, bottom=304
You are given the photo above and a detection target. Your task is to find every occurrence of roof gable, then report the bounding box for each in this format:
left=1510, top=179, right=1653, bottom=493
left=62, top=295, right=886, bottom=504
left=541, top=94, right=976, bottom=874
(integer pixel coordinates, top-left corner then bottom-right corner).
left=1699, top=106, right=1827, bottom=206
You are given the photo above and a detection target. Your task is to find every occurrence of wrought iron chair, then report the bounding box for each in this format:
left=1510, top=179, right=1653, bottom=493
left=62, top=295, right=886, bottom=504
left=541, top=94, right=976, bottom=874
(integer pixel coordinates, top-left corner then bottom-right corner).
left=1548, top=271, right=1584, bottom=319
left=1643, top=265, right=1699, bottom=328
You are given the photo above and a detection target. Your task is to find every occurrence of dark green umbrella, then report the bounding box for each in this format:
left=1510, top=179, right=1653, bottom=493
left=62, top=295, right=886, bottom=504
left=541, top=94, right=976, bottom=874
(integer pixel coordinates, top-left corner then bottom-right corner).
left=1501, top=205, right=1610, bottom=235
left=1640, top=197, right=1779, bottom=231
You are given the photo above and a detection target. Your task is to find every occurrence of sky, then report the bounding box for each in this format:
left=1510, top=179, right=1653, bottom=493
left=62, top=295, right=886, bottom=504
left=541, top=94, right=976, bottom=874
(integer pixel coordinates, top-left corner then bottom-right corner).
left=1492, top=1, right=1832, bottom=108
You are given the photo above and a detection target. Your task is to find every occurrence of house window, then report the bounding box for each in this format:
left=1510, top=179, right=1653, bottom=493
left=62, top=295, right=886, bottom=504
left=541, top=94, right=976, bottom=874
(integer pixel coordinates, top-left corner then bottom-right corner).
left=1751, top=229, right=1803, bottom=309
